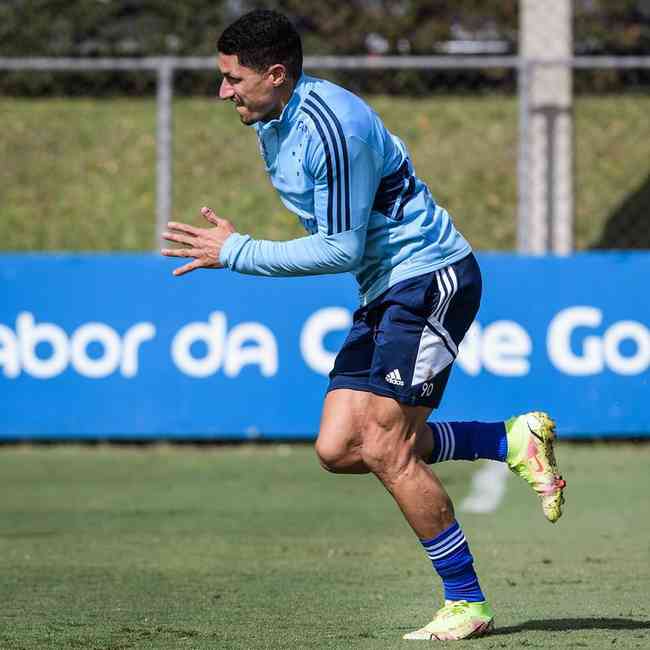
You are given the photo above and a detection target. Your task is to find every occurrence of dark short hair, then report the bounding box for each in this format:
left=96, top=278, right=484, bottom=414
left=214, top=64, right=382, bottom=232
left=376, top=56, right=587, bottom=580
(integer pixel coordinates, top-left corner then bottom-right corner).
left=217, top=10, right=303, bottom=80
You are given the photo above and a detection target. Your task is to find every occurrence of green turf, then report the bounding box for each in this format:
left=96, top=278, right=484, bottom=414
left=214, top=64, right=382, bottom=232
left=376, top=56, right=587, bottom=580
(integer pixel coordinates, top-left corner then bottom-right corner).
left=1, top=94, right=649, bottom=252
left=0, top=443, right=649, bottom=649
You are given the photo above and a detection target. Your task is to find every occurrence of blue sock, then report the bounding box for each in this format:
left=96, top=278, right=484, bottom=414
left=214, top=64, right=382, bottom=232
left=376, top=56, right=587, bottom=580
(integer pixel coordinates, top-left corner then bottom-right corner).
left=428, top=421, right=507, bottom=463
left=420, top=521, right=485, bottom=602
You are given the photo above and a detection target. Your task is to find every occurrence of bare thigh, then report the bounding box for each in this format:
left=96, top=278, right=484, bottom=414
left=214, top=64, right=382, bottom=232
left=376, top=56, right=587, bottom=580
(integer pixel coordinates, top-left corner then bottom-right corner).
left=315, top=388, right=435, bottom=474
left=315, top=388, right=371, bottom=473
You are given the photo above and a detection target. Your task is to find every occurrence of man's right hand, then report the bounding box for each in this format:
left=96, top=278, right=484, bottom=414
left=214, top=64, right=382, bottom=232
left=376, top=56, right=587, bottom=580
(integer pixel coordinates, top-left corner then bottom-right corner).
left=161, top=206, right=237, bottom=277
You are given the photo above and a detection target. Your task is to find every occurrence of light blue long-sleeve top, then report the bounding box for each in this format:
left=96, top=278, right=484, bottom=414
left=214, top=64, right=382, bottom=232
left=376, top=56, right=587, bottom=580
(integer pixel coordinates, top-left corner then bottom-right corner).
left=219, top=74, right=471, bottom=306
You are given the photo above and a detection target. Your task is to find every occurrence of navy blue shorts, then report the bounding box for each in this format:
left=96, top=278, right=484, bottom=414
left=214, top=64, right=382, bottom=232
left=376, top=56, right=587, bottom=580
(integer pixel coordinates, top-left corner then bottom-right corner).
left=327, top=253, right=482, bottom=408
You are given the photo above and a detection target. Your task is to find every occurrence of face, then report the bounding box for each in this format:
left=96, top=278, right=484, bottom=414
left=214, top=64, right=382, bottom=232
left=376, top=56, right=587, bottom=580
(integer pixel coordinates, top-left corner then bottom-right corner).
left=217, top=53, right=286, bottom=125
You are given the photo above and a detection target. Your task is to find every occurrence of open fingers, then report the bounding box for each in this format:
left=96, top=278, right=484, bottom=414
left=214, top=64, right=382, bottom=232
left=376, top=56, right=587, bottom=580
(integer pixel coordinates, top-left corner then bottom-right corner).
left=201, top=206, right=221, bottom=226
left=162, top=230, right=196, bottom=246
left=167, top=221, right=200, bottom=236
left=161, top=247, right=196, bottom=259
left=173, top=259, right=204, bottom=277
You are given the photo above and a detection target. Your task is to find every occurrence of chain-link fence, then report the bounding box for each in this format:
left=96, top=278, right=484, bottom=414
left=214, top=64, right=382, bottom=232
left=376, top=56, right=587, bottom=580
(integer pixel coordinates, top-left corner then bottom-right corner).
left=518, top=56, right=650, bottom=254
left=1, top=2, right=649, bottom=254
left=574, top=66, right=650, bottom=250
left=0, top=0, right=650, bottom=253
left=0, top=56, right=522, bottom=252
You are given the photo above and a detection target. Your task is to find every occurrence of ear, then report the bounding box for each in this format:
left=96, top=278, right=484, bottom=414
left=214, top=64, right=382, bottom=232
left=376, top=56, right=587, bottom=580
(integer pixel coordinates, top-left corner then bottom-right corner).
left=267, top=64, right=288, bottom=87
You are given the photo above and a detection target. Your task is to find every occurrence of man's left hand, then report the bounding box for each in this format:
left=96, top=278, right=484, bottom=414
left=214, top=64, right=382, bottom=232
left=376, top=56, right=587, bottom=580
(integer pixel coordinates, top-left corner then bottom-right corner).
left=161, top=206, right=236, bottom=276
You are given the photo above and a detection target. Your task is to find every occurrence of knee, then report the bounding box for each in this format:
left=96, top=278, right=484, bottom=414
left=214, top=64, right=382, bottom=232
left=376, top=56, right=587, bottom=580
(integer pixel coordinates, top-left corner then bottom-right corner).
left=315, top=433, right=359, bottom=473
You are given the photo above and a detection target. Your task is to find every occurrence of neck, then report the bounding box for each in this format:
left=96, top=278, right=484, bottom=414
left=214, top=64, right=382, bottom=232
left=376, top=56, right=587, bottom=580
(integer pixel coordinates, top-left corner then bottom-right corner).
left=264, top=77, right=298, bottom=122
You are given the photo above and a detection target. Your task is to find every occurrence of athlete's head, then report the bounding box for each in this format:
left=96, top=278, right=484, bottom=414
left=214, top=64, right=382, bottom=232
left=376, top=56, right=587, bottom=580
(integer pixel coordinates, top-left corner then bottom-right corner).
left=217, top=9, right=303, bottom=125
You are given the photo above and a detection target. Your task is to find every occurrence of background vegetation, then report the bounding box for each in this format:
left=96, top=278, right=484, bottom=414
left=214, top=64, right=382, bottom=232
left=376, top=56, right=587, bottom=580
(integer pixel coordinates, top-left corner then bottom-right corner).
left=1, top=93, right=648, bottom=251
left=1, top=2, right=648, bottom=251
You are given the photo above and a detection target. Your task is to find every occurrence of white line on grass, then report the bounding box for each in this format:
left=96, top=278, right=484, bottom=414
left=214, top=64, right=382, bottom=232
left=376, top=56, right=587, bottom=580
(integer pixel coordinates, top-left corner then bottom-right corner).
left=459, top=460, right=510, bottom=514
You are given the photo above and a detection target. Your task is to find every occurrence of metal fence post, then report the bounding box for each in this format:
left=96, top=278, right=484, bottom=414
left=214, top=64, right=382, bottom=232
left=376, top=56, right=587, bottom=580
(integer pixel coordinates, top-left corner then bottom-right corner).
left=519, top=0, right=573, bottom=254
left=517, top=59, right=531, bottom=253
left=155, top=59, right=173, bottom=249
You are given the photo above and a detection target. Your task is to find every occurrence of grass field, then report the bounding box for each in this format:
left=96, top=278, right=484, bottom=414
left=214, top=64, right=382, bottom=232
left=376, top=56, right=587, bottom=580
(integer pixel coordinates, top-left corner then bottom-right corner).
left=1, top=443, right=649, bottom=649
left=1, top=94, right=649, bottom=252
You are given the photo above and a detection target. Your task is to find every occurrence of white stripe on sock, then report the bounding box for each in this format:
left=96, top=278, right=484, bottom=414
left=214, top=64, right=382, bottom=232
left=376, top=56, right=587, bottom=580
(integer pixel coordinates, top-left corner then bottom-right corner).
left=426, top=534, right=467, bottom=560
left=441, top=423, right=449, bottom=462
left=429, top=535, right=467, bottom=560
left=423, top=527, right=465, bottom=555
left=442, top=422, right=455, bottom=460
left=434, top=422, right=446, bottom=463
left=422, top=526, right=462, bottom=552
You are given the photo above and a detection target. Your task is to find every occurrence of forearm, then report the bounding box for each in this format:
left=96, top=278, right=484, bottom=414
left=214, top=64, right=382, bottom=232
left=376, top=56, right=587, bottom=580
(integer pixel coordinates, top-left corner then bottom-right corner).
left=219, top=227, right=365, bottom=276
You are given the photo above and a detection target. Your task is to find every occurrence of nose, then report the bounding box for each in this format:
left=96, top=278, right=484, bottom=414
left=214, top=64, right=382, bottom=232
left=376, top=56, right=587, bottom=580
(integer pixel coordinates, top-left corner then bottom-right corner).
left=219, top=78, right=234, bottom=100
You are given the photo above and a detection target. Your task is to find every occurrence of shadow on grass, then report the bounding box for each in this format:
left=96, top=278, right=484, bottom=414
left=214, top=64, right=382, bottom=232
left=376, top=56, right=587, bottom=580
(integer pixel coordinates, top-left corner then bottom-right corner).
left=494, top=617, right=650, bottom=635
left=592, top=173, right=650, bottom=249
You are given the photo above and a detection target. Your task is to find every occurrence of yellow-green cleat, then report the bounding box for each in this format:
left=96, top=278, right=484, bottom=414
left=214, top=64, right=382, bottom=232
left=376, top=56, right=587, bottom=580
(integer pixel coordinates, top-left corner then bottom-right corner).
left=505, top=411, right=566, bottom=523
left=403, top=600, right=494, bottom=640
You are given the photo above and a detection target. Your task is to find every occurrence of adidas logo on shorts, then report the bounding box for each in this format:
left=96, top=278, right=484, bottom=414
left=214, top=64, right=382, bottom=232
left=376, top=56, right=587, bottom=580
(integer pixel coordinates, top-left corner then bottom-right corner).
left=385, top=369, right=405, bottom=386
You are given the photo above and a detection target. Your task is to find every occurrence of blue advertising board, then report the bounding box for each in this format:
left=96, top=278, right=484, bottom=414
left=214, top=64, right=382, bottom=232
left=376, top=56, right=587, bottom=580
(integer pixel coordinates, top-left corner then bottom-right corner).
left=1, top=253, right=648, bottom=439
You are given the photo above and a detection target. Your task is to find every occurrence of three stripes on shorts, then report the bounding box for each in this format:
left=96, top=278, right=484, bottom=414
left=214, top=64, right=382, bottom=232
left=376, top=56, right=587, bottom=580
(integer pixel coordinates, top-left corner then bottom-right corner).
left=411, top=265, right=460, bottom=386
left=428, top=265, right=460, bottom=359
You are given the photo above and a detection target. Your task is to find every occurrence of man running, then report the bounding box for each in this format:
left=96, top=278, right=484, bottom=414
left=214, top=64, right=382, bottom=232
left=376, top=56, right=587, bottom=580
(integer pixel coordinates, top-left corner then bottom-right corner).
left=161, top=9, right=566, bottom=641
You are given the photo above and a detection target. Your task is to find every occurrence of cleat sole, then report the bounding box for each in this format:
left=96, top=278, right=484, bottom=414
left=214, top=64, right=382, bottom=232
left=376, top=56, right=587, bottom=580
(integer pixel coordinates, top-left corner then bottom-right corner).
left=508, top=411, right=567, bottom=523
left=466, top=618, right=494, bottom=639
left=403, top=616, right=494, bottom=641
left=528, top=411, right=566, bottom=523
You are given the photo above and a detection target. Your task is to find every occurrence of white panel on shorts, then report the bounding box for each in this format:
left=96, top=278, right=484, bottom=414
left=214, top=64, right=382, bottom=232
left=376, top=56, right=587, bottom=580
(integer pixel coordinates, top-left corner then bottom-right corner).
left=411, top=316, right=458, bottom=386
left=411, top=267, right=459, bottom=386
